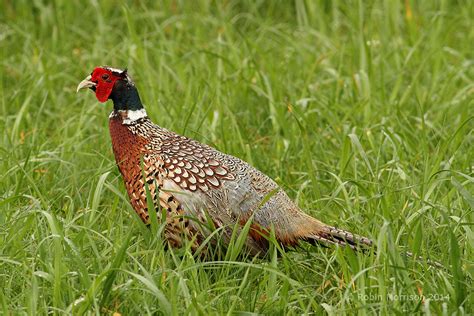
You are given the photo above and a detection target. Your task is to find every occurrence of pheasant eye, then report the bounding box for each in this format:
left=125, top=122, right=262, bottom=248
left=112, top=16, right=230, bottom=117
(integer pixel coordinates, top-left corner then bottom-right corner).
left=101, top=74, right=109, bottom=80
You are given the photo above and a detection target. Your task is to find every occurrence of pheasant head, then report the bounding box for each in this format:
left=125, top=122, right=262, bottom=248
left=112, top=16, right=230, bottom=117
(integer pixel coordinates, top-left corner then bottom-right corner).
left=77, top=66, right=143, bottom=111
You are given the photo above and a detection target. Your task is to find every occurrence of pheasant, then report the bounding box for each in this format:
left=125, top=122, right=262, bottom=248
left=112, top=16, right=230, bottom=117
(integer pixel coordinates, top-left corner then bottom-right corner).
left=77, top=66, right=373, bottom=256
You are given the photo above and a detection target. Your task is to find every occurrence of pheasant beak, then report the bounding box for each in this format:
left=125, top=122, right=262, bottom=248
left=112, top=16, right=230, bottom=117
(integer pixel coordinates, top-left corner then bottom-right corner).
left=76, top=75, right=96, bottom=92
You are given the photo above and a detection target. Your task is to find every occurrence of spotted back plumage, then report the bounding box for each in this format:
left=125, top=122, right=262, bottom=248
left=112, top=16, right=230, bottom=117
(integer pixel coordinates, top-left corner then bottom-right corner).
left=159, top=135, right=235, bottom=192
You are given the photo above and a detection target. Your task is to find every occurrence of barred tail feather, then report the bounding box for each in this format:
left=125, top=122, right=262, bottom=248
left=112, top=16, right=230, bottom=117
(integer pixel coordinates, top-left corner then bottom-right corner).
left=307, top=225, right=373, bottom=251
left=307, top=225, right=445, bottom=269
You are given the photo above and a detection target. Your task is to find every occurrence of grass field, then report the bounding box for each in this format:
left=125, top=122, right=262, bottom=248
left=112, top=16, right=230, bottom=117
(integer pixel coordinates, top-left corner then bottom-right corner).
left=1, top=0, right=473, bottom=314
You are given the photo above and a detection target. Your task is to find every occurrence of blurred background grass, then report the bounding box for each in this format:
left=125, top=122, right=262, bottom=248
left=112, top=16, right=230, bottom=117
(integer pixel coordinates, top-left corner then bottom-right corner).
left=0, top=0, right=473, bottom=314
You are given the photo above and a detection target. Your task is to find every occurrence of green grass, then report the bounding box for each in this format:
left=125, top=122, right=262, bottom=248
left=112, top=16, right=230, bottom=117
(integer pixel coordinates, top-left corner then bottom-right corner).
left=1, top=0, right=473, bottom=314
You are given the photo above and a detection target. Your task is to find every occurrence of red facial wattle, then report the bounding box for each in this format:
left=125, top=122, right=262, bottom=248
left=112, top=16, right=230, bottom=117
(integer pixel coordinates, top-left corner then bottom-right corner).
left=90, top=67, right=122, bottom=103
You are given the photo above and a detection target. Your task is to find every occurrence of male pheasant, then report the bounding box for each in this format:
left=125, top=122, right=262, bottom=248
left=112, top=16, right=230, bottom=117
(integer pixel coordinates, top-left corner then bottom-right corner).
left=77, top=66, right=372, bottom=256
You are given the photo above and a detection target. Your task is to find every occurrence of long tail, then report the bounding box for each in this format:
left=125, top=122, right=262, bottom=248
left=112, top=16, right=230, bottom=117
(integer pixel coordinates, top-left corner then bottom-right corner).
left=306, top=223, right=444, bottom=269
left=307, top=225, right=374, bottom=251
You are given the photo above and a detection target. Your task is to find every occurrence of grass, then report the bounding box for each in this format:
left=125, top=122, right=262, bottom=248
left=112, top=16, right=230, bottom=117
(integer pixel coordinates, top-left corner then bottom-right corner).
left=1, top=0, right=473, bottom=314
